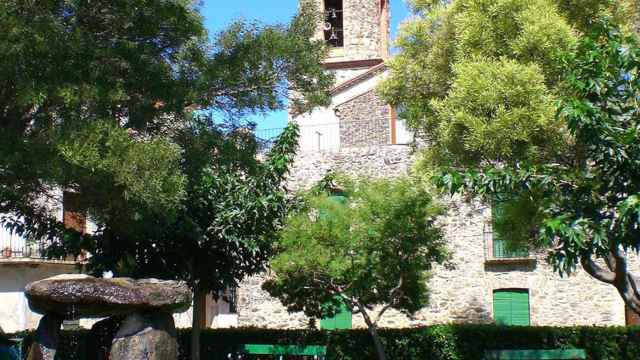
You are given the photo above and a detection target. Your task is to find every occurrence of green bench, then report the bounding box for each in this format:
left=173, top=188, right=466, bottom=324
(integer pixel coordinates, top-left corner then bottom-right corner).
left=243, top=344, right=327, bottom=359
left=484, top=349, right=586, bottom=360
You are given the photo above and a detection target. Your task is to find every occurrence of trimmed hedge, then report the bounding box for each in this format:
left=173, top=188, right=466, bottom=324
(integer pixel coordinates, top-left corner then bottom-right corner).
left=9, top=325, right=640, bottom=360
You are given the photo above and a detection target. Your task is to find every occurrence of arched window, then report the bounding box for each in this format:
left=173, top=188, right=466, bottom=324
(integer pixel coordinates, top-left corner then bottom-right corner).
left=324, top=0, right=344, bottom=47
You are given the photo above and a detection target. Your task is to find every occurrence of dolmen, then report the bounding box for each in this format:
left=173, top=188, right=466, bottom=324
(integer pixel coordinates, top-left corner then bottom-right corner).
left=24, top=274, right=192, bottom=360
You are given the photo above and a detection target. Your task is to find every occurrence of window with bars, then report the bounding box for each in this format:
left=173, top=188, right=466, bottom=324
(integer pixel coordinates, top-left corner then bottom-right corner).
left=324, top=0, right=344, bottom=47
left=491, top=202, right=529, bottom=259
left=226, top=287, right=238, bottom=314
left=217, top=287, right=238, bottom=315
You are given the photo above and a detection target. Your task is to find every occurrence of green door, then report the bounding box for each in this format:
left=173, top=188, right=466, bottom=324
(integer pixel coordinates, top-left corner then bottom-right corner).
left=493, top=289, right=530, bottom=326
left=319, top=195, right=352, bottom=330
left=320, top=299, right=352, bottom=330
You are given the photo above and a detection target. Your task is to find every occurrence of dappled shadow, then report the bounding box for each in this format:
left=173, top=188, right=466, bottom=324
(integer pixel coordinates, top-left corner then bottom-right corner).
left=449, top=296, right=493, bottom=324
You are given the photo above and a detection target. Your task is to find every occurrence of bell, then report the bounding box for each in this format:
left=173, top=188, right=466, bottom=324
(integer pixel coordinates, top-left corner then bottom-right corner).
left=331, top=9, right=337, bottom=18
left=329, top=30, right=338, bottom=41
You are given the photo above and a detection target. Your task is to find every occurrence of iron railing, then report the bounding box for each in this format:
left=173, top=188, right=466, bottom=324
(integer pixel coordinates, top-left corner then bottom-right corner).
left=254, top=127, right=285, bottom=151
left=0, top=226, right=63, bottom=260
left=483, top=222, right=531, bottom=261
left=0, top=229, right=47, bottom=259
left=255, top=120, right=411, bottom=152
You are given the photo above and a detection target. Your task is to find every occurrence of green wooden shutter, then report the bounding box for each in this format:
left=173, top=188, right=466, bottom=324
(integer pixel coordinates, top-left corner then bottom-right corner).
left=333, top=300, right=352, bottom=329
left=493, top=291, right=513, bottom=325
left=492, top=203, right=528, bottom=258
left=493, top=289, right=530, bottom=326
left=492, top=202, right=507, bottom=258
left=510, top=290, right=531, bottom=326
left=320, top=298, right=352, bottom=330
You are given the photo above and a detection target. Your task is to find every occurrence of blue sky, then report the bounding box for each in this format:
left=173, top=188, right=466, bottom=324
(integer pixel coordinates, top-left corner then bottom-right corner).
left=200, top=1, right=411, bottom=130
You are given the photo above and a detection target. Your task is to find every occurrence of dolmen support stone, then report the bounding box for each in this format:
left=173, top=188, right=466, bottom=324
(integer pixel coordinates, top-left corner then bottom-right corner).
left=110, top=312, right=178, bottom=360
left=26, top=314, right=62, bottom=360
left=24, top=274, right=192, bottom=360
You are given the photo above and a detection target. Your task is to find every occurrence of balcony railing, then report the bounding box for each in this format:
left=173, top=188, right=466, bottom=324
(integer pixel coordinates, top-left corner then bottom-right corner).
left=1, top=228, right=44, bottom=259
left=0, top=226, right=60, bottom=261
left=483, top=223, right=534, bottom=263
left=255, top=120, right=414, bottom=152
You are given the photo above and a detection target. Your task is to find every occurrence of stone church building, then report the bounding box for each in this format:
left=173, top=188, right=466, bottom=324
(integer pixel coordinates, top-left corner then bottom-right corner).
left=231, top=0, right=639, bottom=330
left=1, top=0, right=639, bottom=334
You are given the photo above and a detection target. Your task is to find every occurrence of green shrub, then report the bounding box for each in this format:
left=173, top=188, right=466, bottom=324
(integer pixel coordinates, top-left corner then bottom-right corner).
left=8, top=325, right=640, bottom=360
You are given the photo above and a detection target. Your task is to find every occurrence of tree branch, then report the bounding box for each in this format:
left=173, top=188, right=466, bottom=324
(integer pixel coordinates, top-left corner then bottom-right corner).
left=580, top=255, right=616, bottom=284
left=374, top=277, right=404, bottom=326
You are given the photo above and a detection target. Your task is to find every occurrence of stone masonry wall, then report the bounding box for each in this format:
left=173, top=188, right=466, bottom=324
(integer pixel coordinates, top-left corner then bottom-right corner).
left=354, top=198, right=624, bottom=328
left=286, top=145, right=412, bottom=191
left=236, top=144, right=628, bottom=329
left=336, top=90, right=390, bottom=148
left=237, top=273, right=310, bottom=329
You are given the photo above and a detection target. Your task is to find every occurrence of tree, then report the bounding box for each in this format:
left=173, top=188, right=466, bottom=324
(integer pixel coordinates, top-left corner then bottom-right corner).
left=379, top=0, right=637, bottom=171
left=435, top=21, right=640, bottom=315
left=0, top=1, right=333, bottom=359
left=0, top=0, right=331, bottom=245
left=263, top=175, right=448, bottom=360
left=85, top=119, right=302, bottom=360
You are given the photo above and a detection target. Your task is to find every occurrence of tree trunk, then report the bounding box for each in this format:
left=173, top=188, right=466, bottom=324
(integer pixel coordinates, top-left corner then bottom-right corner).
left=360, top=308, right=386, bottom=360
left=368, top=325, right=387, bottom=360
left=191, top=285, right=205, bottom=360
left=581, top=252, right=640, bottom=315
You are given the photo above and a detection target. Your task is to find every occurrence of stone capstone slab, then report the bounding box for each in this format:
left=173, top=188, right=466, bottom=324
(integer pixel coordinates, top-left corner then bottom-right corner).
left=25, top=274, right=192, bottom=318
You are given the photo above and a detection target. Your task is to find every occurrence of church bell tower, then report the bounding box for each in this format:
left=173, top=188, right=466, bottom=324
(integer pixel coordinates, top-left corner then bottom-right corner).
left=291, top=0, right=395, bottom=152
left=314, top=0, right=390, bottom=78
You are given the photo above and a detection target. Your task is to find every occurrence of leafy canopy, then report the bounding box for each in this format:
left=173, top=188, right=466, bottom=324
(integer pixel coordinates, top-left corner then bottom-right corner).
left=0, top=0, right=332, bottom=252
left=88, top=120, right=301, bottom=295
left=435, top=21, right=640, bottom=312
left=380, top=0, right=637, bottom=170
left=426, top=58, right=561, bottom=167
left=264, top=175, right=448, bottom=321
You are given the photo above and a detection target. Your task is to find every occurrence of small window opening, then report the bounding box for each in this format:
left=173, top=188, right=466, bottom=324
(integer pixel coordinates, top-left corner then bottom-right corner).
left=63, top=191, right=86, bottom=234
left=217, top=287, right=238, bottom=314
left=324, top=0, right=344, bottom=47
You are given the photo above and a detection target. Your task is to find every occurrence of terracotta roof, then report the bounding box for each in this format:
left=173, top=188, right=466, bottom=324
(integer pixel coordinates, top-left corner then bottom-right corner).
left=329, top=62, right=388, bottom=96
left=323, top=58, right=384, bottom=70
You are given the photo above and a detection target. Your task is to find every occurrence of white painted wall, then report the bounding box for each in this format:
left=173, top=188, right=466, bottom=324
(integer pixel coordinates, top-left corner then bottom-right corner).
left=332, top=67, right=370, bottom=84
left=293, top=69, right=389, bottom=152
left=396, top=118, right=414, bottom=145
left=294, top=107, right=341, bottom=151
left=0, top=263, right=79, bottom=333
left=172, top=292, right=239, bottom=329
